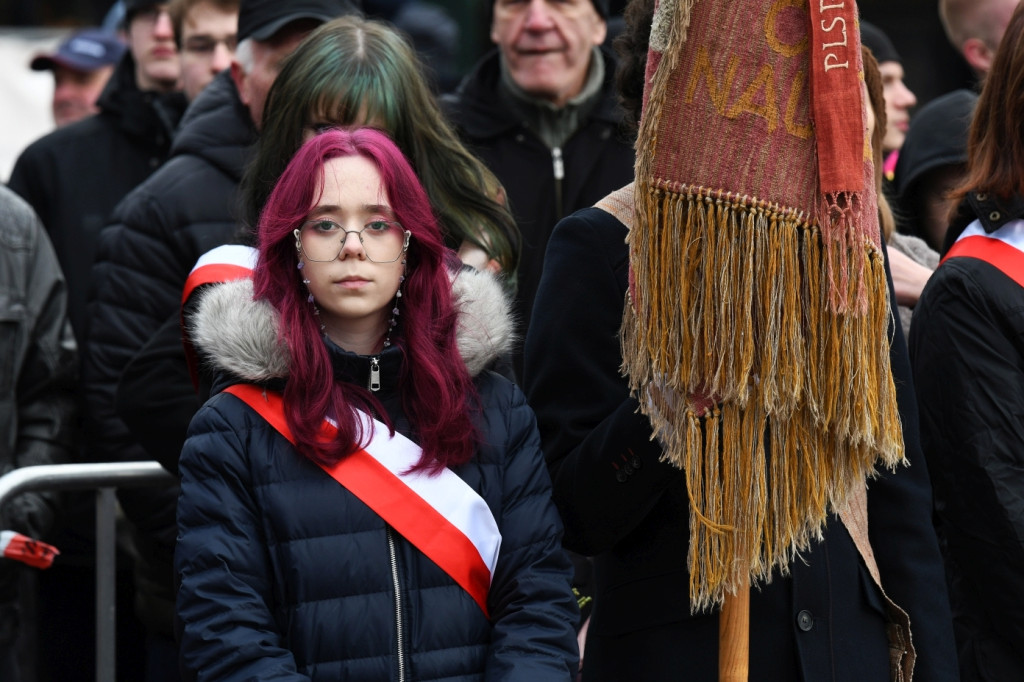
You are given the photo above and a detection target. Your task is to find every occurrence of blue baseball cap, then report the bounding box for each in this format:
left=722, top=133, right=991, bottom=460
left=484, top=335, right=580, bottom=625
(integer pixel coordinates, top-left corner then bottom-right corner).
left=31, top=28, right=126, bottom=73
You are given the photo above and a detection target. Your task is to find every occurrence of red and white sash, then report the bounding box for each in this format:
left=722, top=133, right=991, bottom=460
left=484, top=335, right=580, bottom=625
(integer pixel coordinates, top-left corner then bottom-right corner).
left=223, top=384, right=502, bottom=618
left=181, top=245, right=258, bottom=387
left=942, top=218, right=1024, bottom=288
left=182, top=244, right=258, bottom=305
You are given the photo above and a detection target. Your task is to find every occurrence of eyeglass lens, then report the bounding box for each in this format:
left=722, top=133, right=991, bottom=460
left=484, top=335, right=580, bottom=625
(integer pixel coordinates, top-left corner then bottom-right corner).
left=299, top=220, right=407, bottom=263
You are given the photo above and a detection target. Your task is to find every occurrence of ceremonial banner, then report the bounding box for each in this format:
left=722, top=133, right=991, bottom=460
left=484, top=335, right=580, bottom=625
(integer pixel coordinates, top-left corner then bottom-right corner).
left=623, top=0, right=904, bottom=611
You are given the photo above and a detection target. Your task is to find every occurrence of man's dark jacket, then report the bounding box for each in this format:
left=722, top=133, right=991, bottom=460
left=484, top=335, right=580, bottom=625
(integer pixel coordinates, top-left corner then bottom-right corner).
left=525, top=205, right=960, bottom=681
left=8, top=52, right=186, bottom=349
left=82, top=69, right=256, bottom=636
left=442, top=48, right=634, bottom=375
left=0, top=186, right=76, bottom=543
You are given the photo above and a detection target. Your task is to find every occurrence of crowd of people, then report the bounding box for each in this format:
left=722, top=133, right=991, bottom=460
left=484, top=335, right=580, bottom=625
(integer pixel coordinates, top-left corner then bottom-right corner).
left=1, top=0, right=1022, bottom=680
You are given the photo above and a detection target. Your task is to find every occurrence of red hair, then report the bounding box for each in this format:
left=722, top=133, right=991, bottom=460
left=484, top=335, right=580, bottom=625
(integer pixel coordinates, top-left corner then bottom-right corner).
left=252, top=128, right=479, bottom=472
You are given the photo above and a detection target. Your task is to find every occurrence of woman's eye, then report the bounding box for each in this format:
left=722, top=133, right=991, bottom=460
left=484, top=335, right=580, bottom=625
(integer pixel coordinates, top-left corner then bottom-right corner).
left=313, top=220, right=340, bottom=232
left=365, top=220, right=390, bottom=232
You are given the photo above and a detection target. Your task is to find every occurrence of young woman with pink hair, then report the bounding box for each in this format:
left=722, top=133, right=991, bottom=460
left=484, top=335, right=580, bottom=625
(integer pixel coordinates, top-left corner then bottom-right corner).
left=173, top=128, right=578, bottom=680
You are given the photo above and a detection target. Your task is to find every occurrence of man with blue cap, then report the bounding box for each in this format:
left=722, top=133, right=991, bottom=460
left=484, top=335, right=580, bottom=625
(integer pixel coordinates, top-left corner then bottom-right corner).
left=30, top=28, right=126, bottom=127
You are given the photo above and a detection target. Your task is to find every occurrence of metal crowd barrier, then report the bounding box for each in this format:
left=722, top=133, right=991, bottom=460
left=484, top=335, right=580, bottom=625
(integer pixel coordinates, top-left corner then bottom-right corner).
left=0, top=462, right=176, bottom=682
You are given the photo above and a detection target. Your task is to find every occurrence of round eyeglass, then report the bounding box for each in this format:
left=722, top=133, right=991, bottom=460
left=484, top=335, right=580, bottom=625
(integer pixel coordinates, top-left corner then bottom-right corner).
left=295, top=219, right=411, bottom=263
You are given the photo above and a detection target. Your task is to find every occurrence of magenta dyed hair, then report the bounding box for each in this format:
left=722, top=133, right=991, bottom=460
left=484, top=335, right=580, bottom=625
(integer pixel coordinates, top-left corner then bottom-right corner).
left=252, top=128, right=479, bottom=471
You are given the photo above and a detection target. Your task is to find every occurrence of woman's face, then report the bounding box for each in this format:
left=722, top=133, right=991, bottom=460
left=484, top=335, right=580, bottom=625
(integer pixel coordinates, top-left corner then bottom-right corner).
left=297, top=155, right=408, bottom=350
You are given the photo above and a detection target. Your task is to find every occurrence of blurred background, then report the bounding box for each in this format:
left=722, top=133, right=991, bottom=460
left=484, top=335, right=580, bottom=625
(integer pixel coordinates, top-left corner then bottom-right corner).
left=0, top=0, right=976, bottom=182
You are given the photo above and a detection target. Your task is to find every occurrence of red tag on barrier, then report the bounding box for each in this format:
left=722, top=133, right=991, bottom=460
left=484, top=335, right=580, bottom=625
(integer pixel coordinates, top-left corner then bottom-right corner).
left=0, top=530, right=59, bottom=569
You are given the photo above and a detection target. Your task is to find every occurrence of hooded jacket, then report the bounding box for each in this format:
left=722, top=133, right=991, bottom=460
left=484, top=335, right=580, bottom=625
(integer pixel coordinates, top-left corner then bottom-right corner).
left=81, top=69, right=256, bottom=636
left=8, top=51, right=186, bottom=349
left=892, top=89, right=977, bottom=249
left=175, top=268, right=579, bottom=681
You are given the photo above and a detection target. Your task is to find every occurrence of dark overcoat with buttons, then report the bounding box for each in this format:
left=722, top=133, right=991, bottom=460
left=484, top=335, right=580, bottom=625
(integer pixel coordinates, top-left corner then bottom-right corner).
left=910, top=194, right=1024, bottom=681
left=442, top=48, right=635, bottom=376
left=525, top=206, right=961, bottom=681
left=80, top=69, right=256, bottom=639
left=8, top=51, right=186, bottom=349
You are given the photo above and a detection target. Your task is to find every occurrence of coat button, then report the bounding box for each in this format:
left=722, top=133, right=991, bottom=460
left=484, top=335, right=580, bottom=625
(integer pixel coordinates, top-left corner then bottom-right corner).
left=797, top=610, right=814, bottom=631
left=616, top=470, right=628, bottom=483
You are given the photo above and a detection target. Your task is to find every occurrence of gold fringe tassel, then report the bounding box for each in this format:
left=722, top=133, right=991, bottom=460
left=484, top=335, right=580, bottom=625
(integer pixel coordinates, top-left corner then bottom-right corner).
left=622, top=185, right=905, bottom=611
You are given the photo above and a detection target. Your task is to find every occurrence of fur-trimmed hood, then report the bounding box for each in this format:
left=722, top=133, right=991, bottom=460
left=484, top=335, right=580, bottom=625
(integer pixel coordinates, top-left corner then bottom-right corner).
left=190, top=267, right=515, bottom=383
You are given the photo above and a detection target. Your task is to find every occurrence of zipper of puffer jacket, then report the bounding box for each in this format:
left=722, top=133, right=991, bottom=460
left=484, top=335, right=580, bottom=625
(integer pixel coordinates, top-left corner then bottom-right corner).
left=552, top=146, right=564, bottom=220
left=387, top=526, right=408, bottom=681
left=369, top=356, right=381, bottom=392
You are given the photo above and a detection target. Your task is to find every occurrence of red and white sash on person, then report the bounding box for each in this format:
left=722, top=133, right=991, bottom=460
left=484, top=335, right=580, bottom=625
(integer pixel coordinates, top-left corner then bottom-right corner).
left=942, top=218, right=1024, bottom=288
left=181, top=245, right=259, bottom=387
left=182, top=244, right=258, bottom=305
left=223, top=383, right=502, bottom=618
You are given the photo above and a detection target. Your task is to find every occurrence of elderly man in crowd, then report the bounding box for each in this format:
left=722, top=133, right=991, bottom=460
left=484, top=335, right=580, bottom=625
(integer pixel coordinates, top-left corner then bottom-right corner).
left=444, top=0, right=634, bottom=379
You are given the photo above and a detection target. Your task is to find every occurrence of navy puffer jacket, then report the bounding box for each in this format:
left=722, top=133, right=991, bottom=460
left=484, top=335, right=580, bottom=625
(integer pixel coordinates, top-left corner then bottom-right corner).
left=176, top=268, right=579, bottom=680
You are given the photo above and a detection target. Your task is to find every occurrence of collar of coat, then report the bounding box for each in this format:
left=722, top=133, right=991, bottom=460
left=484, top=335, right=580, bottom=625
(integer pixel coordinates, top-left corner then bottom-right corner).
left=445, top=47, right=624, bottom=140
left=189, top=265, right=515, bottom=384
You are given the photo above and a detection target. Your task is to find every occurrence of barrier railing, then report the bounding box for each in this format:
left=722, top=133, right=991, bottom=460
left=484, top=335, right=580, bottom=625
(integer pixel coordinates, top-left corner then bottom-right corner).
left=0, top=462, right=176, bottom=682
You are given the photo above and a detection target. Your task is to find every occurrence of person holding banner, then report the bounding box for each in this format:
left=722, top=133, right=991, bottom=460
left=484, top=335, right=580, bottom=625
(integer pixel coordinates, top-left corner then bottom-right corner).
left=524, top=1, right=959, bottom=680
left=173, top=128, right=579, bottom=680
left=910, top=4, right=1024, bottom=679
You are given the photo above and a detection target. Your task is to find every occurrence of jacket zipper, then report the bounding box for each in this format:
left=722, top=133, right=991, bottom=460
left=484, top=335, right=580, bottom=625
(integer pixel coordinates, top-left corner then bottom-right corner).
left=369, top=356, right=381, bottom=392
left=387, top=527, right=407, bottom=682
left=552, top=146, right=564, bottom=220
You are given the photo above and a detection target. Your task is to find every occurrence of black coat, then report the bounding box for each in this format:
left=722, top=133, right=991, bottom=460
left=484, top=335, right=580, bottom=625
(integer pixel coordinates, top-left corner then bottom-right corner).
left=525, top=205, right=960, bottom=681
left=81, top=69, right=255, bottom=636
left=910, top=194, right=1024, bottom=681
left=8, top=52, right=186, bottom=349
left=442, top=49, right=635, bottom=376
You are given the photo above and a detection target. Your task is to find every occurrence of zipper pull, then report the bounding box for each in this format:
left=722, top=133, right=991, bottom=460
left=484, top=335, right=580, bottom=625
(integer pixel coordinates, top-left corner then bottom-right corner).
left=369, top=356, right=381, bottom=392
left=552, top=146, right=564, bottom=180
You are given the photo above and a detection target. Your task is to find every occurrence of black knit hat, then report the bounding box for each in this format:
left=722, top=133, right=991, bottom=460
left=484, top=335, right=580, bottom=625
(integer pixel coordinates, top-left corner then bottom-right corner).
left=122, top=0, right=159, bottom=24
left=860, top=21, right=901, bottom=65
left=237, top=0, right=362, bottom=43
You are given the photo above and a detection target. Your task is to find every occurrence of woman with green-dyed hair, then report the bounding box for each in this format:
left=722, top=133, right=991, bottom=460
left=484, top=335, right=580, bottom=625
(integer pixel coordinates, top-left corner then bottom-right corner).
left=240, top=15, right=520, bottom=284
